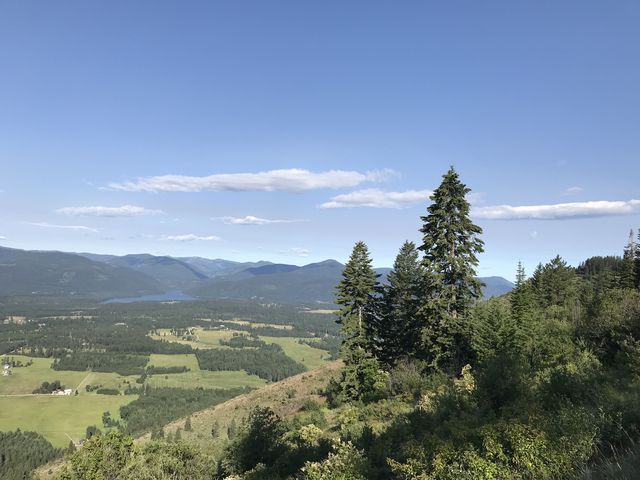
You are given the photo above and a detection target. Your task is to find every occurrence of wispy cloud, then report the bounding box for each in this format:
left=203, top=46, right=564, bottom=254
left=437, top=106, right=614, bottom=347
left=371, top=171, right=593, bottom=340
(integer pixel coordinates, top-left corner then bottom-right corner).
left=24, top=222, right=99, bottom=232
left=165, top=234, right=220, bottom=241
left=0, top=235, right=6, bottom=240
left=561, top=186, right=584, bottom=196
left=473, top=199, right=640, bottom=220
left=279, top=247, right=310, bottom=257
left=56, top=205, right=163, bottom=217
left=320, top=188, right=432, bottom=209
left=220, top=215, right=303, bottom=225
left=108, top=168, right=396, bottom=193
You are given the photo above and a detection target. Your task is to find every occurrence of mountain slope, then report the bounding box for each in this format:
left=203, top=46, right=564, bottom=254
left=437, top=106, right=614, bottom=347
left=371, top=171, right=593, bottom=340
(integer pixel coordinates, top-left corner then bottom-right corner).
left=0, top=247, right=163, bottom=299
left=176, top=257, right=273, bottom=277
left=80, top=253, right=207, bottom=291
left=188, top=260, right=345, bottom=304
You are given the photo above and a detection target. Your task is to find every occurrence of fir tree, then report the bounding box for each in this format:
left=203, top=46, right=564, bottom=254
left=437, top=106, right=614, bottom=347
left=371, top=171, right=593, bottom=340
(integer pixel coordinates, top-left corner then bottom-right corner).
left=621, top=229, right=638, bottom=289
left=417, top=167, right=484, bottom=372
left=369, top=241, right=422, bottom=365
left=335, top=241, right=379, bottom=339
left=331, top=242, right=386, bottom=403
left=511, top=261, right=534, bottom=324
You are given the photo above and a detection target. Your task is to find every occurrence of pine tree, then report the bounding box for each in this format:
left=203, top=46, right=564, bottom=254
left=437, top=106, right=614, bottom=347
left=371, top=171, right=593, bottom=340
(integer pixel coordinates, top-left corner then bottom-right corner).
left=417, top=167, right=484, bottom=372
left=369, top=241, right=422, bottom=365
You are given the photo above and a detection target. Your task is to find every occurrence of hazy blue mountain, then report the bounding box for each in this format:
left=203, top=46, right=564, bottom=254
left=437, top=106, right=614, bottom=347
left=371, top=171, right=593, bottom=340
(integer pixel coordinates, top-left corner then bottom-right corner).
left=0, top=246, right=163, bottom=300
left=188, top=259, right=345, bottom=304
left=79, top=253, right=207, bottom=291
left=479, top=276, right=515, bottom=298
left=176, top=257, right=273, bottom=277
left=0, top=247, right=513, bottom=304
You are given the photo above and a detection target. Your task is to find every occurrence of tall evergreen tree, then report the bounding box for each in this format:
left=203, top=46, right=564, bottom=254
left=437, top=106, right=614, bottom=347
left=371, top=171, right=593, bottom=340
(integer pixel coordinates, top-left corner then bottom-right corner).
left=417, top=167, right=484, bottom=371
left=511, top=261, right=534, bottom=324
left=636, top=229, right=640, bottom=289
left=335, top=241, right=379, bottom=340
left=369, top=241, right=422, bottom=365
left=621, top=229, right=638, bottom=289
left=331, top=242, right=386, bottom=403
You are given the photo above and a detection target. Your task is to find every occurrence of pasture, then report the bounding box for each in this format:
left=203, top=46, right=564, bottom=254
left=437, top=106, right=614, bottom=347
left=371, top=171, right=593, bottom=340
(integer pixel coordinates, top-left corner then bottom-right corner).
left=0, top=394, right=136, bottom=447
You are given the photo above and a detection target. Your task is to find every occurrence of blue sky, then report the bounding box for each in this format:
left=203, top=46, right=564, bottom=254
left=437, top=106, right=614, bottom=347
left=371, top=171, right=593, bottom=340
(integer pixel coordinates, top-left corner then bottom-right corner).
left=1, top=1, right=639, bottom=280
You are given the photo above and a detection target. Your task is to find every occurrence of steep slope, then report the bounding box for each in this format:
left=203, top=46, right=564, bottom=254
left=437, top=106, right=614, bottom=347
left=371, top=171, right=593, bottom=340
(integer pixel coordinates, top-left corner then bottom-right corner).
left=80, top=253, right=206, bottom=290
left=0, top=247, right=163, bottom=300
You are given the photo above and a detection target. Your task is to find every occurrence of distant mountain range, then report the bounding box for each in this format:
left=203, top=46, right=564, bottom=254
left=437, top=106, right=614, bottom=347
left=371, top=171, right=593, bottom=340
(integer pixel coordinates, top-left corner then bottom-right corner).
left=0, top=246, right=514, bottom=304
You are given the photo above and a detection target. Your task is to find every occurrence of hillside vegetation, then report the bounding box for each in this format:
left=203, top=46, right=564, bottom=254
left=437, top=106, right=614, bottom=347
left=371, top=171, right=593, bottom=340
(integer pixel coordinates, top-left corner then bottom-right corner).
left=47, top=167, right=640, bottom=480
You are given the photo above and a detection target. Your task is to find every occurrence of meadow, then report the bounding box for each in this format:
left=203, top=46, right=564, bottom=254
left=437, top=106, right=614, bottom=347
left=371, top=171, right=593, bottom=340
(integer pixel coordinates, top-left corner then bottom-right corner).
left=0, top=394, right=135, bottom=447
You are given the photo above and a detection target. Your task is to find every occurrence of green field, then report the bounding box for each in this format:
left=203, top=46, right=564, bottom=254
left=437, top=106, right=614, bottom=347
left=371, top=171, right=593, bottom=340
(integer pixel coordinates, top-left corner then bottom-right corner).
left=261, top=336, right=330, bottom=370
left=0, top=394, right=136, bottom=447
left=145, top=369, right=267, bottom=389
left=148, top=353, right=200, bottom=370
left=0, top=355, right=88, bottom=395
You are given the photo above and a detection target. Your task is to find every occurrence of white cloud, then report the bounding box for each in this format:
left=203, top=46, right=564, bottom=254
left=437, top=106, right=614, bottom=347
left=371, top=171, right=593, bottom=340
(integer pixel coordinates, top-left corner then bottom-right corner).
left=561, top=186, right=584, bottom=196
left=165, top=234, right=220, bottom=242
left=0, top=235, right=5, bottom=240
left=56, top=205, right=163, bottom=217
left=279, top=247, right=310, bottom=257
left=473, top=199, right=640, bottom=220
left=320, top=188, right=432, bottom=209
left=108, top=168, right=396, bottom=193
left=221, top=215, right=303, bottom=225
left=24, top=222, right=99, bottom=232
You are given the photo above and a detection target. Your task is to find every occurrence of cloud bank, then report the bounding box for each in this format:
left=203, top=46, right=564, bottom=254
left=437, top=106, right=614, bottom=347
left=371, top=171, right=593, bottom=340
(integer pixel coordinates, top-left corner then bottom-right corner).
left=222, top=215, right=302, bottom=225
left=165, top=234, right=220, bottom=241
left=56, top=205, right=162, bottom=217
left=109, top=168, right=396, bottom=193
left=320, top=188, right=432, bottom=209
left=473, top=199, right=640, bottom=220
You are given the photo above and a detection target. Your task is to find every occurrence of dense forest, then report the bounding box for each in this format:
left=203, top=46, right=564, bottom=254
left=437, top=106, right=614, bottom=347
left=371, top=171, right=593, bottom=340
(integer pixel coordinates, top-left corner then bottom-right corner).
left=0, top=430, right=62, bottom=480
left=57, top=167, right=640, bottom=479
left=196, top=340, right=306, bottom=381
left=119, top=386, right=251, bottom=436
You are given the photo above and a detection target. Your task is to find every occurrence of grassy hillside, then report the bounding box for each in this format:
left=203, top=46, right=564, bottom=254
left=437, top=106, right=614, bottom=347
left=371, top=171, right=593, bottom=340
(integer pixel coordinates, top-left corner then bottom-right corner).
left=146, top=361, right=341, bottom=449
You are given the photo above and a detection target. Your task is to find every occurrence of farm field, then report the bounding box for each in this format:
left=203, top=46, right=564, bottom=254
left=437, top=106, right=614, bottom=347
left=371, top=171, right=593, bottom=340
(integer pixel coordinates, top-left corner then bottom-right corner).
left=260, top=336, right=330, bottom=370
left=0, top=394, right=136, bottom=447
left=144, top=369, right=267, bottom=390
left=0, top=356, right=87, bottom=395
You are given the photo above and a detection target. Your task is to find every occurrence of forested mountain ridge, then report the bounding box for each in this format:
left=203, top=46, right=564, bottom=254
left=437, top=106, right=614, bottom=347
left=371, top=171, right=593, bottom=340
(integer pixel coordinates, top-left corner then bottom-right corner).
left=0, top=246, right=513, bottom=303
left=0, top=246, right=163, bottom=299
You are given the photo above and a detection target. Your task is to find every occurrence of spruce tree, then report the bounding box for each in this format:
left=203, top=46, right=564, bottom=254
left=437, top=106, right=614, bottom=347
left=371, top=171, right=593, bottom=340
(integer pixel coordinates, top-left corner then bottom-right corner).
left=417, top=167, right=484, bottom=372
left=369, top=241, right=422, bottom=365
